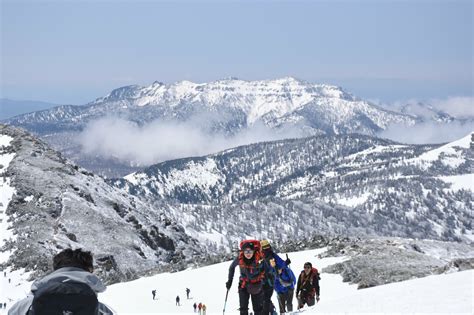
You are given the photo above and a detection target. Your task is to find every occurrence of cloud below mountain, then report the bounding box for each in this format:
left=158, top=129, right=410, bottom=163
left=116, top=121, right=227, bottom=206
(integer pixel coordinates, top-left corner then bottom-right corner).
left=379, top=120, right=474, bottom=144
left=78, top=117, right=303, bottom=165
left=429, top=97, right=474, bottom=119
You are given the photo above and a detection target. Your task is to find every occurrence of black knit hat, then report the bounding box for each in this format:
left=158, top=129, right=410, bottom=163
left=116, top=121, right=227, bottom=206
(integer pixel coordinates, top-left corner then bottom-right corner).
left=241, top=242, right=255, bottom=250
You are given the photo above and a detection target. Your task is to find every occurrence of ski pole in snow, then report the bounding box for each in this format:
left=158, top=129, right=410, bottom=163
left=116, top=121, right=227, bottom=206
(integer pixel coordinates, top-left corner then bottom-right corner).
left=223, top=289, right=229, bottom=315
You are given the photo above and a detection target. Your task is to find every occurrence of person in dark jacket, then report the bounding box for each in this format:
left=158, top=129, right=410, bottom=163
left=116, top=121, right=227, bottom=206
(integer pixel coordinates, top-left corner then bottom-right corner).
left=8, top=248, right=114, bottom=314
left=274, top=264, right=296, bottom=313
left=260, top=240, right=290, bottom=315
left=226, top=240, right=273, bottom=315
left=296, top=262, right=320, bottom=309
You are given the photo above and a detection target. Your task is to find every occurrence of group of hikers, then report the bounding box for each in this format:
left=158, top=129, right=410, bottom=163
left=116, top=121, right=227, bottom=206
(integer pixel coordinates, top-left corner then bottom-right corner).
left=6, top=241, right=319, bottom=314
left=226, top=239, right=320, bottom=315
left=193, top=302, right=207, bottom=314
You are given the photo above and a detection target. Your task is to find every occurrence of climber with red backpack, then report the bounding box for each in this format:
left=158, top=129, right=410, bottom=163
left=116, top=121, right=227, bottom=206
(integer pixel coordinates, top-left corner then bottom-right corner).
left=226, top=239, right=274, bottom=315
left=296, top=262, right=320, bottom=309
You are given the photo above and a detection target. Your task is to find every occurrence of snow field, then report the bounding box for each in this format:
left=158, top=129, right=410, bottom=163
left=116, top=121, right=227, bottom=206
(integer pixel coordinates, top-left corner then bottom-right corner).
left=99, top=247, right=473, bottom=314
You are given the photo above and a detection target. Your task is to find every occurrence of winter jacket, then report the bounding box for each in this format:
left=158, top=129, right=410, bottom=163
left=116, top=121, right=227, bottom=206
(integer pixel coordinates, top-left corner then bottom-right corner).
left=262, top=250, right=286, bottom=288
left=274, top=266, right=296, bottom=294
left=228, top=256, right=274, bottom=290
left=296, top=268, right=320, bottom=297
left=8, top=267, right=114, bottom=315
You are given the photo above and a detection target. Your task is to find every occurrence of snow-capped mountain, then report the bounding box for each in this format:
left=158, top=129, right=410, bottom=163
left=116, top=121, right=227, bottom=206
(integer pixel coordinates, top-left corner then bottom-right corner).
left=4, top=77, right=415, bottom=176
left=112, top=133, right=473, bottom=245
left=8, top=77, right=412, bottom=132
left=0, top=124, right=207, bottom=284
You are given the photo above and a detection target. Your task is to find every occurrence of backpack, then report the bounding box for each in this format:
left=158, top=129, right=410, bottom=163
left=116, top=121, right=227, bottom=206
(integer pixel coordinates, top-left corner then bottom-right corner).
left=29, top=278, right=99, bottom=315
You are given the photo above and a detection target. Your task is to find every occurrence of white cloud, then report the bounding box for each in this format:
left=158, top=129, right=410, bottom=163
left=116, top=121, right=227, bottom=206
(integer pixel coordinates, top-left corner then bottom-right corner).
left=379, top=121, right=474, bottom=144
left=429, top=97, right=474, bottom=118
left=78, top=117, right=303, bottom=166
left=380, top=96, right=474, bottom=119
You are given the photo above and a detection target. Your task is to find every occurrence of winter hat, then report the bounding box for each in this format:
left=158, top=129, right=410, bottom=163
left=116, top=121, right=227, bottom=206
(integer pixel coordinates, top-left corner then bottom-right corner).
left=260, top=239, right=271, bottom=250
left=241, top=242, right=255, bottom=250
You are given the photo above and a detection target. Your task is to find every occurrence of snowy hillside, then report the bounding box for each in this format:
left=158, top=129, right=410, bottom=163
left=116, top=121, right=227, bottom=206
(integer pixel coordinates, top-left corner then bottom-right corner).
left=3, top=247, right=471, bottom=314
left=0, top=124, right=208, bottom=284
left=114, top=133, right=473, bottom=245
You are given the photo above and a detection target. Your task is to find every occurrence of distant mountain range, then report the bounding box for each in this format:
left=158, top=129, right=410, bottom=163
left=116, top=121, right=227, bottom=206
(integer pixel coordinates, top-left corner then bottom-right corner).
left=3, top=77, right=416, bottom=176
left=3, top=78, right=472, bottom=178
left=0, top=98, right=58, bottom=120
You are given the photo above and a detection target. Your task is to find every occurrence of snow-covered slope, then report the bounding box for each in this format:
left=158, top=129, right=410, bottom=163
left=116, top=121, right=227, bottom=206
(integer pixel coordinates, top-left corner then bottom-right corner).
left=114, top=133, right=473, bottom=245
left=0, top=124, right=207, bottom=284
left=4, top=247, right=471, bottom=314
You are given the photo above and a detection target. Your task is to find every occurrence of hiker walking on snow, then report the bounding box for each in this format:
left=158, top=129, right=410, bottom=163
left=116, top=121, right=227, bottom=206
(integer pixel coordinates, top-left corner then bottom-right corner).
left=260, top=239, right=290, bottom=314
left=296, top=262, right=320, bottom=309
left=152, top=289, right=156, bottom=300
left=198, top=302, right=202, bottom=314
left=193, top=302, right=197, bottom=312
left=202, top=303, right=207, bottom=315
left=275, top=263, right=296, bottom=313
left=176, top=295, right=180, bottom=306
left=186, top=287, right=191, bottom=299
left=226, top=239, right=274, bottom=315
left=8, top=248, right=114, bottom=314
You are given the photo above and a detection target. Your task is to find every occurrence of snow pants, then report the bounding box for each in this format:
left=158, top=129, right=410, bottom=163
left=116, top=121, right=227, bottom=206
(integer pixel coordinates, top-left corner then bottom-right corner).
left=277, top=288, right=294, bottom=313
left=297, top=293, right=315, bottom=309
left=262, top=284, right=274, bottom=314
left=239, top=287, right=264, bottom=315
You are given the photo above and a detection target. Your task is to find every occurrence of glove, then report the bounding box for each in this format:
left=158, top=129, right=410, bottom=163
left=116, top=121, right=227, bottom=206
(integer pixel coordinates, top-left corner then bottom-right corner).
left=225, top=280, right=232, bottom=290
left=316, top=295, right=320, bottom=302
left=285, top=257, right=291, bottom=265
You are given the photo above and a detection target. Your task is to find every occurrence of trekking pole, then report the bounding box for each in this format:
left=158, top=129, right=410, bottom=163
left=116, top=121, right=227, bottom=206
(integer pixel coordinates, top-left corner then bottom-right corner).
left=222, top=289, right=229, bottom=315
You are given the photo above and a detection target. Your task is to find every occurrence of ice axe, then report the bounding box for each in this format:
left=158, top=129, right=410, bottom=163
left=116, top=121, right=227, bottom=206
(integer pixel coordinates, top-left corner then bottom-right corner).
left=223, top=288, right=229, bottom=315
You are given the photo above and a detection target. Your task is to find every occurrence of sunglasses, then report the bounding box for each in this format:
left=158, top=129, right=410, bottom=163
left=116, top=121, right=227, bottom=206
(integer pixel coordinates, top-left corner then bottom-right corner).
left=243, top=249, right=254, bottom=254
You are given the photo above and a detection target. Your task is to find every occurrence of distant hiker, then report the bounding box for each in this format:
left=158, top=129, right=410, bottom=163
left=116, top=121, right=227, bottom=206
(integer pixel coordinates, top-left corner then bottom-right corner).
left=260, top=239, right=289, bottom=315
left=186, top=287, right=191, bottom=299
left=296, top=262, right=320, bottom=309
left=227, top=239, right=274, bottom=315
left=176, top=295, right=180, bottom=306
left=202, top=303, right=207, bottom=315
left=274, top=263, right=296, bottom=313
left=198, top=302, right=202, bottom=314
left=3, top=303, right=6, bottom=309
left=193, top=302, right=197, bottom=312
left=8, top=248, right=114, bottom=314
left=152, top=289, right=156, bottom=300
left=8, top=278, right=11, bottom=283
left=3, top=271, right=5, bottom=277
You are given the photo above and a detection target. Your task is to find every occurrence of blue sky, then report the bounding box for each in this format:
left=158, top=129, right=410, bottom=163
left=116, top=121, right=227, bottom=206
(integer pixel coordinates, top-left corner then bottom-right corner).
left=1, top=0, right=472, bottom=104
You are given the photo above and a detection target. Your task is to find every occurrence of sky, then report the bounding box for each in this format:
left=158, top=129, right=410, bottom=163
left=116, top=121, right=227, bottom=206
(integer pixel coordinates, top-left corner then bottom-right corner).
left=1, top=0, right=472, bottom=105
